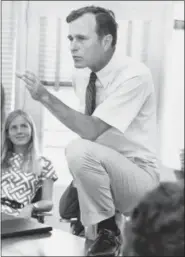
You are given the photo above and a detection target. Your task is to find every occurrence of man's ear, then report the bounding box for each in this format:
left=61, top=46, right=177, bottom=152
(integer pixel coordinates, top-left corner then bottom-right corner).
left=102, top=34, right=113, bottom=51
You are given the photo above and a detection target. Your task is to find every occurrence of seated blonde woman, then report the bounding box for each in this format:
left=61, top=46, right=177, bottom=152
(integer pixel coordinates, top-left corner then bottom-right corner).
left=1, top=109, right=58, bottom=218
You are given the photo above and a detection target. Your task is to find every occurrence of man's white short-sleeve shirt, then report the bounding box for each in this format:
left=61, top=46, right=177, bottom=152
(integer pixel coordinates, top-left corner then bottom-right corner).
left=72, top=52, right=158, bottom=167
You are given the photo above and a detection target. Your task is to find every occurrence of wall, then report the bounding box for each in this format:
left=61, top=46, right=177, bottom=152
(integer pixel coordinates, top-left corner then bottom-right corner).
left=159, top=2, right=184, bottom=169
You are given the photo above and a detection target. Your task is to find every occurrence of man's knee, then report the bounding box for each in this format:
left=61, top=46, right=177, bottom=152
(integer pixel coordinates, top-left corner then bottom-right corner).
left=65, top=138, right=93, bottom=175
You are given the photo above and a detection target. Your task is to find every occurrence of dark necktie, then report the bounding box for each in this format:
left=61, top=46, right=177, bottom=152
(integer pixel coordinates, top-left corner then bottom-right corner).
left=85, top=72, right=97, bottom=115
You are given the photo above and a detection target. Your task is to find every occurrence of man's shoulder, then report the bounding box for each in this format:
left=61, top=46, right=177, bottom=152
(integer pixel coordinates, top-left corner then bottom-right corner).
left=119, top=56, right=152, bottom=79
left=112, top=55, right=154, bottom=93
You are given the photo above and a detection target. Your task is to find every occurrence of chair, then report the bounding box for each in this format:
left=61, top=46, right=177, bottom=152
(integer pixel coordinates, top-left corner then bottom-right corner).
left=59, top=182, right=85, bottom=236
left=31, top=187, right=53, bottom=223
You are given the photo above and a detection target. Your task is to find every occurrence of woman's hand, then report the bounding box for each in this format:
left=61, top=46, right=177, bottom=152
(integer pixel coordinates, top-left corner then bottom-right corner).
left=18, top=204, right=33, bottom=219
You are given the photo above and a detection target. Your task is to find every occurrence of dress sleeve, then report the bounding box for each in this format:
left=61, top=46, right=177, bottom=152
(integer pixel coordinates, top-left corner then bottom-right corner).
left=39, top=156, right=58, bottom=182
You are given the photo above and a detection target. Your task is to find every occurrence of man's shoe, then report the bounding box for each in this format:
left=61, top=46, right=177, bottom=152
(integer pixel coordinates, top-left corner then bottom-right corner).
left=86, top=228, right=122, bottom=256
left=70, top=219, right=85, bottom=237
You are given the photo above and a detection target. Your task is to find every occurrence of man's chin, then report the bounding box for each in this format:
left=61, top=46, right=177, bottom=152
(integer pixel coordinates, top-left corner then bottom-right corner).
left=74, top=62, right=86, bottom=69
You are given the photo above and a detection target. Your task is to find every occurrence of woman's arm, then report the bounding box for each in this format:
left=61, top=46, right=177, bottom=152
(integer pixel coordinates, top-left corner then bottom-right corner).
left=33, top=179, right=54, bottom=212
left=19, top=155, right=57, bottom=218
left=19, top=179, right=54, bottom=218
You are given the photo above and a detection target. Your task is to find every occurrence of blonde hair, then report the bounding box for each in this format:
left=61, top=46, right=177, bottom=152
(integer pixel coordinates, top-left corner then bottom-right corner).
left=1, top=109, right=41, bottom=176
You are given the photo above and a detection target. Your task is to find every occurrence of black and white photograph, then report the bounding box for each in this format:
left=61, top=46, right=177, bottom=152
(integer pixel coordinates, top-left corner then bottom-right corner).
left=1, top=1, right=184, bottom=256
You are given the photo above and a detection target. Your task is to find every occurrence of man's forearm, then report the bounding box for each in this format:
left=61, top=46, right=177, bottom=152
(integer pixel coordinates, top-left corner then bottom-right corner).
left=40, top=90, right=102, bottom=140
left=17, top=71, right=110, bottom=139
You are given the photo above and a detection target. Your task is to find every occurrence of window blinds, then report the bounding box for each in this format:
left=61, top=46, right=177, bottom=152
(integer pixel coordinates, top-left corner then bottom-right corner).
left=117, top=20, right=151, bottom=64
left=2, top=1, right=17, bottom=116
left=38, top=16, right=73, bottom=89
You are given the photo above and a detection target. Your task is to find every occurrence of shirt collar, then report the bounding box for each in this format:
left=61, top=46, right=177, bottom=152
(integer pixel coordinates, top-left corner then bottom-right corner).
left=96, top=51, right=118, bottom=88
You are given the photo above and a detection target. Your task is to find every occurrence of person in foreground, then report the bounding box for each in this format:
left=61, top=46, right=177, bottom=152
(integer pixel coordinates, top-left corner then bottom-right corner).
left=1, top=109, right=58, bottom=218
left=16, top=5, right=160, bottom=256
left=123, top=181, right=184, bottom=256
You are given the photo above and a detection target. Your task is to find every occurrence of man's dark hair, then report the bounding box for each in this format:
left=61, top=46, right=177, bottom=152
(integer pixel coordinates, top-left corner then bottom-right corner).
left=124, top=182, right=184, bottom=256
left=66, top=6, right=118, bottom=47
